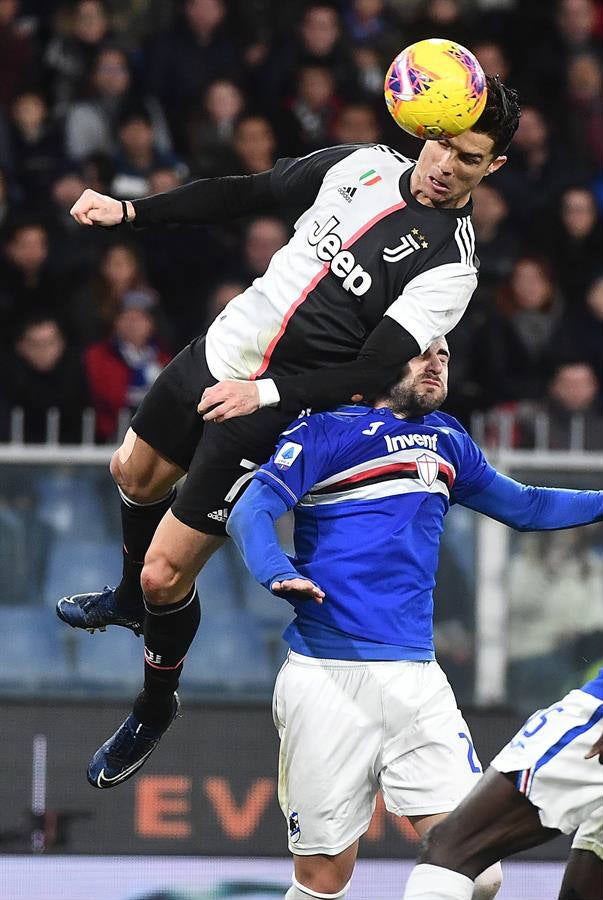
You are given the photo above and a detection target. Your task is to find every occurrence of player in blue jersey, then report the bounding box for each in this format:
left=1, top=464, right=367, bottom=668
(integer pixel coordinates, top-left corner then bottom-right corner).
left=403, top=669, right=603, bottom=900
left=226, top=337, right=603, bottom=900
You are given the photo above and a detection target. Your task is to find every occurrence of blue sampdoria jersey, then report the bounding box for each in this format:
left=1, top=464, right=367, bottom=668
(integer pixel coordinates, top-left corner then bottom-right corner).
left=254, top=405, right=496, bottom=659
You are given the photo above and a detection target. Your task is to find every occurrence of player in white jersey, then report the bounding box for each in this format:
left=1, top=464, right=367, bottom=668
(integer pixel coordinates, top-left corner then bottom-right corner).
left=226, top=338, right=602, bottom=900
left=58, top=78, right=520, bottom=787
left=403, top=668, right=603, bottom=900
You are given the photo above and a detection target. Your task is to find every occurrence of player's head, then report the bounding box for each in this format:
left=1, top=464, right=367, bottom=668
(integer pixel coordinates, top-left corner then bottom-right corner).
left=380, top=337, right=449, bottom=417
left=413, top=75, right=520, bottom=208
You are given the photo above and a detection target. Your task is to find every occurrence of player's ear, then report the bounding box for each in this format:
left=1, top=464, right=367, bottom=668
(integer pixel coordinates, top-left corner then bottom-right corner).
left=486, top=155, right=507, bottom=176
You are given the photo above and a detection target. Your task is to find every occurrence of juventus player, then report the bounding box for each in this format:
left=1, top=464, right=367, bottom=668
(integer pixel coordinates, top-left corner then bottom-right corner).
left=59, top=77, right=520, bottom=787
left=227, top=338, right=603, bottom=900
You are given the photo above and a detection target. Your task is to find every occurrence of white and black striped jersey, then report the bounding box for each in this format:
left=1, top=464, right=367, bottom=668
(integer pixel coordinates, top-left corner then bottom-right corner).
left=204, top=144, right=478, bottom=383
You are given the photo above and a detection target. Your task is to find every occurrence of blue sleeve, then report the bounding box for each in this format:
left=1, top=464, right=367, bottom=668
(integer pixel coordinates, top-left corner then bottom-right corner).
left=450, top=429, right=497, bottom=504
left=227, top=480, right=300, bottom=592
left=460, top=471, right=603, bottom=531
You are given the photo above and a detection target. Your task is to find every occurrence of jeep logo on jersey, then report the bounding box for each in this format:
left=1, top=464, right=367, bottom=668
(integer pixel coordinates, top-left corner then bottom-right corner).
left=308, top=215, right=372, bottom=296
left=416, top=453, right=438, bottom=487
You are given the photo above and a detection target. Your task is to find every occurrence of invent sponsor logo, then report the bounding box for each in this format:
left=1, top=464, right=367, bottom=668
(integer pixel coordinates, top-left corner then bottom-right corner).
left=384, top=433, right=438, bottom=452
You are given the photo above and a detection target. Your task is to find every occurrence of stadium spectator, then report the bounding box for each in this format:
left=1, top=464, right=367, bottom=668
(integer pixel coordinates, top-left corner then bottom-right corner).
left=0, top=314, right=88, bottom=443
left=84, top=288, right=172, bottom=442
left=144, top=0, right=238, bottom=149
left=47, top=165, right=109, bottom=280
left=495, top=105, right=576, bottom=237
left=498, top=361, right=603, bottom=451
left=331, top=100, right=381, bottom=145
left=196, top=279, right=246, bottom=334
left=110, top=105, right=186, bottom=199
left=64, top=45, right=172, bottom=162
left=239, top=216, right=289, bottom=282
left=468, top=256, right=564, bottom=408
left=538, top=185, right=603, bottom=308
left=43, top=0, right=112, bottom=116
left=69, top=240, right=153, bottom=347
left=0, top=0, right=36, bottom=110
left=231, top=114, right=278, bottom=174
left=0, top=218, right=66, bottom=346
left=186, top=78, right=246, bottom=178
left=564, top=51, right=603, bottom=175
left=8, top=90, right=63, bottom=203
left=470, top=182, right=518, bottom=301
left=279, top=64, right=340, bottom=156
left=470, top=40, right=511, bottom=83
left=258, top=3, right=357, bottom=108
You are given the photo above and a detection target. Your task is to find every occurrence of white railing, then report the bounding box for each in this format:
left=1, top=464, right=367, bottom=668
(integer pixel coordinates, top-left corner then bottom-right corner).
left=1, top=408, right=601, bottom=706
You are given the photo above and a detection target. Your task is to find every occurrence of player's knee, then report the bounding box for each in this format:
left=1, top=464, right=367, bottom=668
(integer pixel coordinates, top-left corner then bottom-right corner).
left=140, top=554, right=182, bottom=606
left=110, top=447, right=165, bottom=504
left=473, top=862, right=503, bottom=899
left=285, top=875, right=350, bottom=899
left=418, top=820, right=458, bottom=868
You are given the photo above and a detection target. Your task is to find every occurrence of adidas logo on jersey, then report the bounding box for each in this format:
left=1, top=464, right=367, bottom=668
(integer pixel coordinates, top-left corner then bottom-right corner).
left=338, top=185, right=357, bottom=203
left=308, top=214, right=372, bottom=297
left=207, top=508, right=228, bottom=522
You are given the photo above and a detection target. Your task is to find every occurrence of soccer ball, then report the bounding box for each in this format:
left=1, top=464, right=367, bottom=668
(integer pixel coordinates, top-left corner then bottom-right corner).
left=384, top=38, right=487, bottom=140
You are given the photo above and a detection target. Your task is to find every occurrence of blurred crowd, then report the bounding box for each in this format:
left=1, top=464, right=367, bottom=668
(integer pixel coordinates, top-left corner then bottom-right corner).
left=0, top=0, right=601, bottom=446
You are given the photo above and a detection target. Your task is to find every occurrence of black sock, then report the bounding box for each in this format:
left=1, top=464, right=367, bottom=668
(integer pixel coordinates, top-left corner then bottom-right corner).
left=134, top=586, right=201, bottom=727
left=114, top=486, right=176, bottom=614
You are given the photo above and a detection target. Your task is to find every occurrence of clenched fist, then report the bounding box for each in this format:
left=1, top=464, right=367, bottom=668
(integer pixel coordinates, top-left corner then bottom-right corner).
left=70, top=189, right=134, bottom=227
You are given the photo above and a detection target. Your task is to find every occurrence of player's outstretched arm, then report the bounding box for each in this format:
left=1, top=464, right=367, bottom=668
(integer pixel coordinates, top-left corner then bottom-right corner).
left=461, top=472, right=603, bottom=531
left=227, top=480, right=324, bottom=602
left=198, top=317, right=421, bottom=422
left=70, top=172, right=278, bottom=229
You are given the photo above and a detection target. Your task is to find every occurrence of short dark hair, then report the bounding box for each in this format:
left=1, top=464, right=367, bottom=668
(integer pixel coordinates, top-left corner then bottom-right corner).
left=472, top=74, right=521, bottom=157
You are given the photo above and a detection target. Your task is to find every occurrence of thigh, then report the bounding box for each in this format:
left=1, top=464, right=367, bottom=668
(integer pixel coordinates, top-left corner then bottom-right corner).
left=491, top=690, right=603, bottom=834
left=420, top=766, right=557, bottom=879
left=131, top=336, right=213, bottom=471
left=173, top=404, right=301, bottom=535
left=380, top=662, right=482, bottom=818
left=146, top=509, right=225, bottom=583
left=559, top=848, right=603, bottom=900
left=273, top=653, right=382, bottom=856
left=113, top=428, right=184, bottom=499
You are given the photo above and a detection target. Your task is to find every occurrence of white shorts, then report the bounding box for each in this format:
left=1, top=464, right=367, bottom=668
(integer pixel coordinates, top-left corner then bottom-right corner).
left=491, top=688, right=603, bottom=835
left=572, top=811, right=603, bottom=861
left=272, top=652, right=483, bottom=855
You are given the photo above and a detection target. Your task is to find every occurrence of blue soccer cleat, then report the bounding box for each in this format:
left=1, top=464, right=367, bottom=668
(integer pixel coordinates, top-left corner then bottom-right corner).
left=87, top=694, right=180, bottom=789
left=56, top=587, right=143, bottom=636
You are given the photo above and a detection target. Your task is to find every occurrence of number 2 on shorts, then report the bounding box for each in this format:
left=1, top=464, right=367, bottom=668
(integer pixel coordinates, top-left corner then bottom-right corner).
left=458, top=731, right=482, bottom=773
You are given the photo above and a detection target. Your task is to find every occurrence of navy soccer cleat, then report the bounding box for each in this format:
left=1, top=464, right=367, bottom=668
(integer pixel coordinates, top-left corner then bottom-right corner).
left=87, top=694, right=180, bottom=789
left=56, top=587, right=143, bottom=636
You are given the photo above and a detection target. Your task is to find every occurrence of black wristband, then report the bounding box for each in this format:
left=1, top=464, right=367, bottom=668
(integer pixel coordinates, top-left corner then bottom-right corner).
left=120, top=200, right=129, bottom=223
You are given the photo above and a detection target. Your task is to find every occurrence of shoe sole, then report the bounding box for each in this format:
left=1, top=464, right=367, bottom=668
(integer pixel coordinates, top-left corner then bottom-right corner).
left=56, top=599, right=142, bottom=636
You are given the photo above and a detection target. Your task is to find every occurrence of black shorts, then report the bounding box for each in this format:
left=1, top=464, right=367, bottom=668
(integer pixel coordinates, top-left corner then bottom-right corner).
left=131, top=336, right=300, bottom=535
